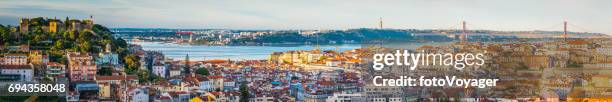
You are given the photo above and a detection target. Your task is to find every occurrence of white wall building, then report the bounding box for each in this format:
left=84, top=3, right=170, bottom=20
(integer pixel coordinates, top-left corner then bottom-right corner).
left=2, top=54, right=28, bottom=65
left=325, top=60, right=341, bottom=67
left=169, top=68, right=181, bottom=78
left=249, top=95, right=274, bottom=102
left=0, top=65, right=33, bottom=81
left=152, top=63, right=167, bottom=78
left=326, top=92, right=363, bottom=102
left=223, top=80, right=236, bottom=91
left=129, top=87, right=149, bottom=102
left=596, top=46, right=612, bottom=56
left=199, top=80, right=213, bottom=91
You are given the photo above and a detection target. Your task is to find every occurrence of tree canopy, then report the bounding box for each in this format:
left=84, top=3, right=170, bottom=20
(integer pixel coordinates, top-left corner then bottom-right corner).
left=196, top=68, right=210, bottom=76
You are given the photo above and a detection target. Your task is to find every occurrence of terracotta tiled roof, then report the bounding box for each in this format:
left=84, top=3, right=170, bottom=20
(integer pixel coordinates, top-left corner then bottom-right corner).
left=204, top=60, right=228, bottom=63
left=556, top=48, right=570, bottom=51
left=47, top=62, right=63, bottom=66
left=66, top=52, right=91, bottom=57
left=96, top=75, right=137, bottom=80
left=592, top=75, right=611, bottom=77
left=567, top=40, right=588, bottom=45
left=208, top=76, right=223, bottom=79
left=158, top=95, right=171, bottom=100
left=4, top=53, right=27, bottom=56
left=346, top=58, right=361, bottom=63
left=317, top=81, right=335, bottom=86
left=417, top=46, right=434, bottom=49
left=0, top=65, right=32, bottom=69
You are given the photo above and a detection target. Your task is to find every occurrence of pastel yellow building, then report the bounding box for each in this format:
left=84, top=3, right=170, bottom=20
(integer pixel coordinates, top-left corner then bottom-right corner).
left=49, top=20, right=60, bottom=33
left=592, top=75, right=610, bottom=88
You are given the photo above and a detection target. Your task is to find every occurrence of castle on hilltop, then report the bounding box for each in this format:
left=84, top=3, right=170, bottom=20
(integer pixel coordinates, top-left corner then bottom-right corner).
left=19, top=15, right=94, bottom=33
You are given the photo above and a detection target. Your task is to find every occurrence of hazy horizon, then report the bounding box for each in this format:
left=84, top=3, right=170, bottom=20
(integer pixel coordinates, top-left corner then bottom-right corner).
left=1, top=0, right=611, bottom=35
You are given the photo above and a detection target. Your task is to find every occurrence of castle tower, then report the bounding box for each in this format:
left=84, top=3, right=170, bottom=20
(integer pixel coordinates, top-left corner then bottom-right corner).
left=19, top=18, right=29, bottom=33
left=71, top=21, right=82, bottom=31
left=49, top=21, right=57, bottom=33
left=83, top=15, right=94, bottom=30
left=49, top=18, right=62, bottom=33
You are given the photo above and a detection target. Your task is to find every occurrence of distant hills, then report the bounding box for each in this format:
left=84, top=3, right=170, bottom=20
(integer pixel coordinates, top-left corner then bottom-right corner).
left=231, top=28, right=422, bottom=45
left=112, top=28, right=609, bottom=45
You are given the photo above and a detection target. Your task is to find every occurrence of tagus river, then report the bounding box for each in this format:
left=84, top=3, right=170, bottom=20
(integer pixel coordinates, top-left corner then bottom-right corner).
left=129, top=41, right=453, bottom=61
left=129, top=41, right=363, bottom=61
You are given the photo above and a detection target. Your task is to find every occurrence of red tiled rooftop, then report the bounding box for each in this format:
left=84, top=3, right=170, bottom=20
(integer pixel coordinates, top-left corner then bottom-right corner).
left=567, top=40, right=588, bottom=45
left=208, top=76, right=223, bottom=79
left=47, top=62, right=63, bottom=66
left=96, top=75, right=137, bottom=80
left=204, top=59, right=228, bottom=63
left=0, top=65, right=32, bottom=69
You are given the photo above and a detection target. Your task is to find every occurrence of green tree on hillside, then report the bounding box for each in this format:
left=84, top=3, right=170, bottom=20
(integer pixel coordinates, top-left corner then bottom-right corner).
left=124, top=55, right=140, bottom=74
left=137, top=70, right=150, bottom=83
left=0, top=25, right=9, bottom=44
left=240, top=83, right=250, bottom=102
left=196, top=68, right=210, bottom=76
left=98, top=67, right=112, bottom=76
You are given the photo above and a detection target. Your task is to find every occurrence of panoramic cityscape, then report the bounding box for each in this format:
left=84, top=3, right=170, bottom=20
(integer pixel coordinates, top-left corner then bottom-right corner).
left=0, top=0, right=611, bottom=102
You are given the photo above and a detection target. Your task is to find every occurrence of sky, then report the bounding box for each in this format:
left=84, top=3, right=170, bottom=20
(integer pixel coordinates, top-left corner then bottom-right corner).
left=0, top=0, right=611, bottom=34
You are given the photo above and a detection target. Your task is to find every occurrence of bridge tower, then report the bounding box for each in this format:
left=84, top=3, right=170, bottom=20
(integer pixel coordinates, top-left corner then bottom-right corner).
left=461, top=21, right=467, bottom=44
left=564, top=21, right=568, bottom=41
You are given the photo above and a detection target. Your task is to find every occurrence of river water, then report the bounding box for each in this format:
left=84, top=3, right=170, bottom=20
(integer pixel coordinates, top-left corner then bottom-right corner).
left=128, top=41, right=458, bottom=61
left=129, top=41, right=362, bottom=61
